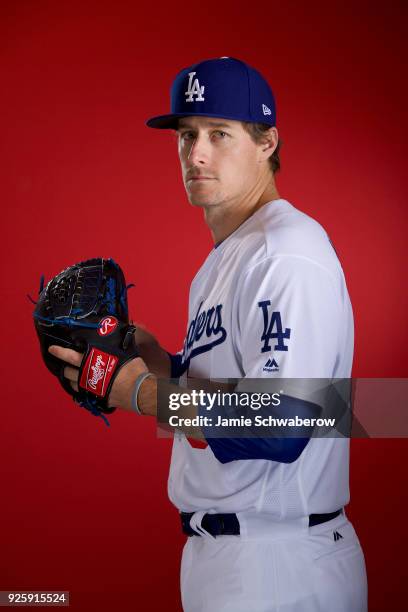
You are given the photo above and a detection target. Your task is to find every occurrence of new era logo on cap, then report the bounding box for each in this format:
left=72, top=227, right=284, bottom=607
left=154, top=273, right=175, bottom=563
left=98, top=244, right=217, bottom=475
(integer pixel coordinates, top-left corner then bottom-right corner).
left=262, top=104, right=272, bottom=116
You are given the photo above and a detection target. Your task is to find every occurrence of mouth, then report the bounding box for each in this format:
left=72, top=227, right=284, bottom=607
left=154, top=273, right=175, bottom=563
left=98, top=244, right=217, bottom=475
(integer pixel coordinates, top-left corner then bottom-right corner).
left=187, top=177, right=215, bottom=183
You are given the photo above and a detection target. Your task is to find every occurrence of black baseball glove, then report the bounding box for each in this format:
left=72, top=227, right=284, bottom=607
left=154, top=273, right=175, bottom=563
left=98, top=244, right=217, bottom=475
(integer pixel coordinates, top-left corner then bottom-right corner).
left=32, top=258, right=138, bottom=425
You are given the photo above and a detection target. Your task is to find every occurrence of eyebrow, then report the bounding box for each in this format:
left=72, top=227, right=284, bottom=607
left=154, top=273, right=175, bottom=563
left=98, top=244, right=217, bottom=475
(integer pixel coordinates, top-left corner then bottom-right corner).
left=177, top=121, right=234, bottom=130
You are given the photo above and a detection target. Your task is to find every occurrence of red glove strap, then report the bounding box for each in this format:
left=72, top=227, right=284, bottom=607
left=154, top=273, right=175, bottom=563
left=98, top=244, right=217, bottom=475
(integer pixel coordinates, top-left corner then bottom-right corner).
left=79, top=348, right=118, bottom=397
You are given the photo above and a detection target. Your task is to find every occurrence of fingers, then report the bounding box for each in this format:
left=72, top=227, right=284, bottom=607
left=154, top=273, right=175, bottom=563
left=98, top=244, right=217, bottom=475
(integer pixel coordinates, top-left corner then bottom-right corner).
left=64, top=365, right=79, bottom=383
left=49, top=345, right=83, bottom=367
left=64, top=365, right=79, bottom=392
left=49, top=346, right=80, bottom=393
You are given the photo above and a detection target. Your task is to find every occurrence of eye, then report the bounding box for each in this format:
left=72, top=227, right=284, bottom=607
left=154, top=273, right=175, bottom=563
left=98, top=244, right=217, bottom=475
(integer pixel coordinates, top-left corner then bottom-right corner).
left=179, top=131, right=195, bottom=141
left=213, top=130, right=228, bottom=139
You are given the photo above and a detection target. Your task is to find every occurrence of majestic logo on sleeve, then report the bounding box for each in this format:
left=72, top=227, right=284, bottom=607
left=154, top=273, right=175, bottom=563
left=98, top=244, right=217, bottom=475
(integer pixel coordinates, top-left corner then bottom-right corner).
left=263, top=357, right=279, bottom=372
left=185, top=72, right=205, bottom=102
left=182, top=301, right=227, bottom=363
left=258, top=301, right=291, bottom=353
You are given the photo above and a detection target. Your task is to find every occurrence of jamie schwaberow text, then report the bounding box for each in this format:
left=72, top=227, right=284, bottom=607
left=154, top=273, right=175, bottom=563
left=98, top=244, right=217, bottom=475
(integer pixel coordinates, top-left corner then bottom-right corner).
left=168, top=414, right=336, bottom=428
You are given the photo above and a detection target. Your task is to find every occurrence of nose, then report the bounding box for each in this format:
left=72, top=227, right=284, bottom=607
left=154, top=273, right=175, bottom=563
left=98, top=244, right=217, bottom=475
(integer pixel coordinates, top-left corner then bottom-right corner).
left=186, top=134, right=210, bottom=166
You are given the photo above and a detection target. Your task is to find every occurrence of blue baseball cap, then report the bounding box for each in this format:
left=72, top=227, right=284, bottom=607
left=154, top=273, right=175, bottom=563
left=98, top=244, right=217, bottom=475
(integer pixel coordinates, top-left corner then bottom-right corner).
left=146, top=56, right=276, bottom=129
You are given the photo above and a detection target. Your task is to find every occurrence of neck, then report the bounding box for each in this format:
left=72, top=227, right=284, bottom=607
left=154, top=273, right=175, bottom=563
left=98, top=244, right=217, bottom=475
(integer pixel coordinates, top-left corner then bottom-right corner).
left=204, top=177, right=280, bottom=245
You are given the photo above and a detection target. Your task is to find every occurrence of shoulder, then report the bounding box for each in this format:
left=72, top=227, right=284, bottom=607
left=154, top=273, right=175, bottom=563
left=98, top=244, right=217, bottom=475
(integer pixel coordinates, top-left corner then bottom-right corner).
left=234, top=199, right=343, bottom=280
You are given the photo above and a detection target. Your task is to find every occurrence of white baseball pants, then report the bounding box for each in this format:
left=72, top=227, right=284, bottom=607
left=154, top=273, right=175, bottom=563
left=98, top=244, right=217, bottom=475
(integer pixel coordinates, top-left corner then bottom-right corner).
left=180, top=511, right=367, bottom=611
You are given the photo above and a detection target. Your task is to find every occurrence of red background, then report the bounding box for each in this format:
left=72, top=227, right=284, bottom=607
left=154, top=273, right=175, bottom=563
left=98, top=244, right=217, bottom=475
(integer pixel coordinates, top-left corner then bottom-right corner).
left=1, top=1, right=407, bottom=610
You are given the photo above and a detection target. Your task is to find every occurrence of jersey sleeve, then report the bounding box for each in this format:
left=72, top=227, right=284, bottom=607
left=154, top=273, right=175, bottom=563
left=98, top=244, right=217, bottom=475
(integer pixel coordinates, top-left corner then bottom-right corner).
left=166, top=351, right=188, bottom=379
left=202, top=256, right=345, bottom=464
left=234, top=255, right=344, bottom=379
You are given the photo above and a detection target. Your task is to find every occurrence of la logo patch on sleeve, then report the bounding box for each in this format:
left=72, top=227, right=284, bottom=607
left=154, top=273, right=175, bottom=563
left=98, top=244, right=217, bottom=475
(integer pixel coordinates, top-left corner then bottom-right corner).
left=258, top=301, right=291, bottom=353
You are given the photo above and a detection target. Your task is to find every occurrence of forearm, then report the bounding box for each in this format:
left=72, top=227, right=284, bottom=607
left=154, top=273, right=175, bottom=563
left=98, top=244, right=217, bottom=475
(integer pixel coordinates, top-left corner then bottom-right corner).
left=139, top=384, right=318, bottom=459
left=138, top=378, right=205, bottom=439
left=131, top=327, right=203, bottom=437
left=134, top=325, right=171, bottom=378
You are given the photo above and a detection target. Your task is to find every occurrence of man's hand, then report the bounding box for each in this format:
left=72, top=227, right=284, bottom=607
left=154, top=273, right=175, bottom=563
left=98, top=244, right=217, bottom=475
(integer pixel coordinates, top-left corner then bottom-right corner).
left=48, top=346, right=153, bottom=412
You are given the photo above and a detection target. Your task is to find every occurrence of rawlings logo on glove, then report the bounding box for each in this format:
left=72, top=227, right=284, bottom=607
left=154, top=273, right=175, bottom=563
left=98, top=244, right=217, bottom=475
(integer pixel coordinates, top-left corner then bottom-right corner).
left=80, top=348, right=118, bottom=395
left=98, top=316, right=118, bottom=336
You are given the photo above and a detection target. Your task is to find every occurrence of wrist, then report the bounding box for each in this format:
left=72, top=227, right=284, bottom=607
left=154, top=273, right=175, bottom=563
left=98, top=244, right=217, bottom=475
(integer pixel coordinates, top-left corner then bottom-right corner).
left=135, top=374, right=157, bottom=416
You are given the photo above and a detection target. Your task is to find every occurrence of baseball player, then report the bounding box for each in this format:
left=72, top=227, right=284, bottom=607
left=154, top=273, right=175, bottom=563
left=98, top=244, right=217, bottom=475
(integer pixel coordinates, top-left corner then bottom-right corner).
left=50, top=57, right=368, bottom=611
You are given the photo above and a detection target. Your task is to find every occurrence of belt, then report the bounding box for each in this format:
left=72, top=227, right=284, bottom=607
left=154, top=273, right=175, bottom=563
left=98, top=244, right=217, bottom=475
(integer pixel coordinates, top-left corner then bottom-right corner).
left=181, top=509, right=343, bottom=537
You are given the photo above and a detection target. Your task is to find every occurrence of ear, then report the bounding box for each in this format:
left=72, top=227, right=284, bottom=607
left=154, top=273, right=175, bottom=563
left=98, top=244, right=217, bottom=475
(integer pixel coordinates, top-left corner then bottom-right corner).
left=258, top=127, right=279, bottom=163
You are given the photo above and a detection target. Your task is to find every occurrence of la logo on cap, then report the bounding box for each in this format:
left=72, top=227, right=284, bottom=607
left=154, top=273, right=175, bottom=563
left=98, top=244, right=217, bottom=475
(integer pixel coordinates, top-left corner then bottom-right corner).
left=185, top=72, right=205, bottom=102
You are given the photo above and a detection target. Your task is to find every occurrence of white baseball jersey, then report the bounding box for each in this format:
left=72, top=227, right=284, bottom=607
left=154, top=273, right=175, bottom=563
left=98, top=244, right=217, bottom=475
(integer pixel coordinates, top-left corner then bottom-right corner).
left=168, top=198, right=354, bottom=518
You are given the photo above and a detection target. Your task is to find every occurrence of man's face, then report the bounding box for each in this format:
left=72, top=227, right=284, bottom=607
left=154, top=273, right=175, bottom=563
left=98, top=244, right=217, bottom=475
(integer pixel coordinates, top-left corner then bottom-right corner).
left=177, top=116, right=269, bottom=209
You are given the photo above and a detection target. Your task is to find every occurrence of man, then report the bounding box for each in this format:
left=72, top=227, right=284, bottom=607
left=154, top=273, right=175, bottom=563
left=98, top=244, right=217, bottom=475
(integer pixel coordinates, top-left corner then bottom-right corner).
left=50, top=57, right=368, bottom=611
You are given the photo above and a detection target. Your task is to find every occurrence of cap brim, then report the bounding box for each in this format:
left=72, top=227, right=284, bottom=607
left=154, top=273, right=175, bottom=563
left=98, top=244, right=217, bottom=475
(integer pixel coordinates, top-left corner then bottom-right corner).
left=146, top=112, right=276, bottom=130
left=145, top=113, right=190, bottom=129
